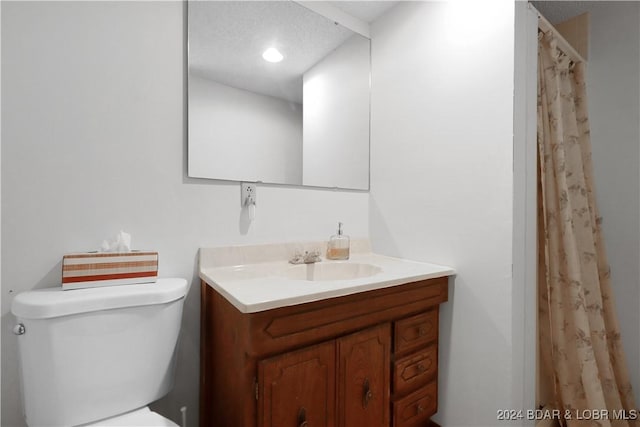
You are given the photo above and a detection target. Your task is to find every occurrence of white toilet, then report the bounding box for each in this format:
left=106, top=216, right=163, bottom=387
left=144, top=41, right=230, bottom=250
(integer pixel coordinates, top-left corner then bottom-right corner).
left=11, top=278, right=189, bottom=427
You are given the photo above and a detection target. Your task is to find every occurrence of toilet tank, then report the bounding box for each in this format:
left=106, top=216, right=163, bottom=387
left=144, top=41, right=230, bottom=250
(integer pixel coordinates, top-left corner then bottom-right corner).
left=11, top=278, right=189, bottom=427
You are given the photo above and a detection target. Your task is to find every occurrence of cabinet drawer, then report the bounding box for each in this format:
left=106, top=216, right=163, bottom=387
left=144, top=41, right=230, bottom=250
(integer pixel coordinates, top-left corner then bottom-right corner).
left=393, top=345, right=437, bottom=396
left=392, top=381, right=437, bottom=427
left=394, top=310, right=438, bottom=355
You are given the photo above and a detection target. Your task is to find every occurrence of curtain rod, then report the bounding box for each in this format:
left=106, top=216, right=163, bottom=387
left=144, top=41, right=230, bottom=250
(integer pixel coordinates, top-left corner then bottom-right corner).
left=531, top=4, right=586, bottom=64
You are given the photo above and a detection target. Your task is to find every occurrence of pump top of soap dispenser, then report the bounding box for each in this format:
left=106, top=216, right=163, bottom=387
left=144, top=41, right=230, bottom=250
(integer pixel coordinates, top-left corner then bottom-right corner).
left=327, top=222, right=350, bottom=260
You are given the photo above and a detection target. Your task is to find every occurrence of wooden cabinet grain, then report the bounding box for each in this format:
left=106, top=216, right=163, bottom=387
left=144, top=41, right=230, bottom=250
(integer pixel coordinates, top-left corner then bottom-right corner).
left=200, top=276, right=448, bottom=427
left=258, top=341, right=336, bottom=427
left=337, top=324, right=390, bottom=427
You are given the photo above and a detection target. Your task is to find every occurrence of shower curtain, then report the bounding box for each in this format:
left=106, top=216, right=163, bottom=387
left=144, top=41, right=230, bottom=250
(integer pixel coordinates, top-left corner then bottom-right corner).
left=537, top=31, right=638, bottom=427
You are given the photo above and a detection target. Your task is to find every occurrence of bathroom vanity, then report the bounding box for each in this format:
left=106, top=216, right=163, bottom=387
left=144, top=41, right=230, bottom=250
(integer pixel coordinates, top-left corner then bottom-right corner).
left=199, top=242, right=453, bottom=427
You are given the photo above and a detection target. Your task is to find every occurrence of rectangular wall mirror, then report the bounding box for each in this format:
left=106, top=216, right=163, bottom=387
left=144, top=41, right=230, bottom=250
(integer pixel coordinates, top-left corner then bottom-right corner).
left=187, top=1, right=371, bottom=190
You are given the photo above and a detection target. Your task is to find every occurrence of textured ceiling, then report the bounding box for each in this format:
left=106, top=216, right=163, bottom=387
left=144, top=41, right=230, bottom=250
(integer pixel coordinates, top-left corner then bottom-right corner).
left=531, top=1, right=600, bottom=24
left=189, top=1, right=393, bottom=103
left=329, top=1, right=398, bottom=23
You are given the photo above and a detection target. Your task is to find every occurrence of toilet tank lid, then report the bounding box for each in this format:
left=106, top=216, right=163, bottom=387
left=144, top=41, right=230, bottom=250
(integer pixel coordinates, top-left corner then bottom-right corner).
left=11, top=278, right=188, bottom=319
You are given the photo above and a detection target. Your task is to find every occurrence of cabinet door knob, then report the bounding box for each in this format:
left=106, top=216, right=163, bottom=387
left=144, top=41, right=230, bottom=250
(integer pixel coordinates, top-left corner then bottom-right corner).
left=298, top=407, right=308, bottom=427
left=362, top=378, right=374, bottom=408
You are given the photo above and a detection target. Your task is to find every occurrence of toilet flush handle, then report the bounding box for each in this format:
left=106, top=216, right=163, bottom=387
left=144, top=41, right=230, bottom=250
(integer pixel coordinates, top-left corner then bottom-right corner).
left=13, top=324, right=25, bottom=335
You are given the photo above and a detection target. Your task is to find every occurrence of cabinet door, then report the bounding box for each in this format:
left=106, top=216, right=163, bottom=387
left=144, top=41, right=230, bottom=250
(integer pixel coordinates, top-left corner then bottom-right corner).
left=337, top=323, right=391, bottom=427
left=258, top=341, right=336, bottom=427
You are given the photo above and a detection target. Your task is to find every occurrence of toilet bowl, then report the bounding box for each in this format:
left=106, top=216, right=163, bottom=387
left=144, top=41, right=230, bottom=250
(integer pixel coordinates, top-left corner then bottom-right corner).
left=11, top=278, right=188, bottom=427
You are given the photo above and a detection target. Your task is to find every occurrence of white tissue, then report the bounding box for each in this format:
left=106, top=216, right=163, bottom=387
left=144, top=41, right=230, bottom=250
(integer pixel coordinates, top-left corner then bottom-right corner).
left=100, top=230, right=132, bottom=252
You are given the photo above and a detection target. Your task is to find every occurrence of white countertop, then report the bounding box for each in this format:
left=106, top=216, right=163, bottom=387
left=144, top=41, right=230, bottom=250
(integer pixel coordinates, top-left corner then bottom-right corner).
left=199, top=242, right=454, bottom=313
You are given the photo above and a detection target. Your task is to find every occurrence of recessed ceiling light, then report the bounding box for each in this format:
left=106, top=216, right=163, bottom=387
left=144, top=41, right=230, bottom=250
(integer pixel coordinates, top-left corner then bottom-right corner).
left=262, top=47, right=283, bottom=63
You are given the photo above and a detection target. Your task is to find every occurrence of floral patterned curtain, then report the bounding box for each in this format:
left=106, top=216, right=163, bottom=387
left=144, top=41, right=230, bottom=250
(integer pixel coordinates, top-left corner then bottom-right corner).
left=537, top=30, right=637, bottom=427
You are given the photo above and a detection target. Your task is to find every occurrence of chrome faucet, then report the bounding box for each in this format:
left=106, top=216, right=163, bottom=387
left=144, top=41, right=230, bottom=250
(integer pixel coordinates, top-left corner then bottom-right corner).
left=289, top=249, right=322, bottom=264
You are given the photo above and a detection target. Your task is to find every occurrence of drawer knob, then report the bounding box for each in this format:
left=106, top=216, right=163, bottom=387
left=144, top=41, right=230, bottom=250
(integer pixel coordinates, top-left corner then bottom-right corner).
left=417, top=363, right=426, bottom=372
left=417, top=404, right=425, bottom=413
left=418, top=326, right=427, bottom=336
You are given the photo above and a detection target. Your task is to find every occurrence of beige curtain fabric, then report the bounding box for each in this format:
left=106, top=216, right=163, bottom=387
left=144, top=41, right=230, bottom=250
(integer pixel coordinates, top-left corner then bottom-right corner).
left=537, top=31, right=637, bottom=427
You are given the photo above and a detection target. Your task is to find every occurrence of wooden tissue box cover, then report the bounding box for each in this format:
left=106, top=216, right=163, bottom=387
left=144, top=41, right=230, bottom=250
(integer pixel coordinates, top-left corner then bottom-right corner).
left=62, top=251, right=158, bottom=290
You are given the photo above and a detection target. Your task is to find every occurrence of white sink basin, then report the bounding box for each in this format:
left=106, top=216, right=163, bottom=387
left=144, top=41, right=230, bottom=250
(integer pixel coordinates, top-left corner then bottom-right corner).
left=282, top=262, right=382, bottom=282
left=200, top=242, right=456, bottom=312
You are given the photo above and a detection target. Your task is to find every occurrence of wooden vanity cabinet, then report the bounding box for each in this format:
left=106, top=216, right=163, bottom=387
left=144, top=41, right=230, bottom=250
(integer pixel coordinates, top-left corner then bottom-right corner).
left=200, top=276, right=448, bottom=427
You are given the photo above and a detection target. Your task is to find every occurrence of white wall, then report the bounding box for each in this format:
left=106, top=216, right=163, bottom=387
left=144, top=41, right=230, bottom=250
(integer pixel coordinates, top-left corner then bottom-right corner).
left=370, top=2, right=517, bottom=426
left=303, top=34, right=370, bottom=190
left=0, top=2, right=369, bottom=426
left=585, top=2, right=640, bottom=398
left=188, top=73, right=303, bottom=185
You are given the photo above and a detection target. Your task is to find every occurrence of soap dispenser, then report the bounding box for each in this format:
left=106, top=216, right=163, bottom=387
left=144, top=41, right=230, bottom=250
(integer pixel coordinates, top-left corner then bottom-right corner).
left=327, top=222, right=350, bottom=260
